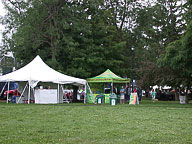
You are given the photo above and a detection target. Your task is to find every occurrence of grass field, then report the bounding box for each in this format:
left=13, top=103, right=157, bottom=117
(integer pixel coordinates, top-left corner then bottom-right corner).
left=0, top=100, right=192, bottom=144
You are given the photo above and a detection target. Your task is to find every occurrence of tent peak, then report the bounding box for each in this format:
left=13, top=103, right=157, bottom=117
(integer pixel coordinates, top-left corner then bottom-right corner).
left=87, top=69, right=130, bottom=83
left=34, top=55, right=42, bottom=60
left=0, top=55, right=86, bottom=85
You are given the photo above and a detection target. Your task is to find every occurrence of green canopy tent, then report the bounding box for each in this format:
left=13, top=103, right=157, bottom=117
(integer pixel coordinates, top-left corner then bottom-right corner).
left=86, top=69, right=130, bottom=103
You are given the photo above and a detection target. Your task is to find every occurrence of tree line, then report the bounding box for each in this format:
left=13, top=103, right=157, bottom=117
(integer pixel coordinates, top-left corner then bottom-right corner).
left=0, top=0, right=191, bottom=91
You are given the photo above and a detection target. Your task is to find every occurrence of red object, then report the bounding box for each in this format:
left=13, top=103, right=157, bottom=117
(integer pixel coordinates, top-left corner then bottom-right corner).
left=3, top=89, right=21, bottom=97
left=66, top=92, right=71, bottom=97
left=23, top=100, right=28, bottom=103
left=23, top=100, right=34, bottom=103
left=30, top=100, right=35, bottom=103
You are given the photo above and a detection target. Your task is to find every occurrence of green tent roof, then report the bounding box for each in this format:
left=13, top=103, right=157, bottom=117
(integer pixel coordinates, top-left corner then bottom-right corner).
left=87, top=69, right=130, bottom=83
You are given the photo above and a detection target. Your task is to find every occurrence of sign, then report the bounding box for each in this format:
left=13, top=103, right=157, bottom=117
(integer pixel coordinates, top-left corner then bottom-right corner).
left=111, top=99, right=116, bottom=105
left=98, top=98, right=101, bottom=104
left=129, top=93, right=139, bottom=105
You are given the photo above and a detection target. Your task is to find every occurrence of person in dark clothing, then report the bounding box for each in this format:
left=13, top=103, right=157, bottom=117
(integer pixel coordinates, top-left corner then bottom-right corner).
left=145, top=91, right=149, bottom=98
left=137, top=87, right=142, bottom=101
left=113, top=86, right=118, bottom=94
left=125, top=85, right=131, bottom=103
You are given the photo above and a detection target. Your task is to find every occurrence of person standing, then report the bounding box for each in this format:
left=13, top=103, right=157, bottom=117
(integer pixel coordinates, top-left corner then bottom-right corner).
left=125, top=85, right=131, bottom=103
left=137, top=87, right=142, bottom=101
left=120, top=86, right=125, bottom=104
left=151, top=89, right=156, bottom=102
left=133, top=88, right=137, bottom=93
left=113, top=86, right=118, bottom=94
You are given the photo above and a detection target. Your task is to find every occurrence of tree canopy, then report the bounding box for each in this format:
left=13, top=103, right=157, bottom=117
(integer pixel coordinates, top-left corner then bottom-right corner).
left=0, top=0, right=190, bottom=90
left=158, top=0, right=192, bottom=88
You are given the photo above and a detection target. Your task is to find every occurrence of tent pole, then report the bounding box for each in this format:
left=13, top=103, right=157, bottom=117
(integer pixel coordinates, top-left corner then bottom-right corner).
left=6, top=82, right=10, bottom=104
left=84, top=83, right=87, bottom=104
left=0, top=82, right=7, bottom=96
left=60, top=85, right=64, bottom=103
left=0, top=55, right=5, bottom=63
left=28, top=82, right=31, bottom=104
left=32, top=88, right=35, bottom=102
left=104, top=83, right=105, bottom=93
left=17, top=82, right=28, bottom=104
left=57, top=83, right=59, bottom=103
left=87, top=83, right=94, bottom=103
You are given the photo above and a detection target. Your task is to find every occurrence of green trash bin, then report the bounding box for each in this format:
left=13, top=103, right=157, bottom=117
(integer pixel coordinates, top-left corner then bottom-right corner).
left=109, top=94, right=117, bottom=106
left=95, top=94, right=105, bottom=104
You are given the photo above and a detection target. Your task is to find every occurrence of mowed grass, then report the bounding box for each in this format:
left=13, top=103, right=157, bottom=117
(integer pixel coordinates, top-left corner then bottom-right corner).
left=0, top=100, right=192, bottom=144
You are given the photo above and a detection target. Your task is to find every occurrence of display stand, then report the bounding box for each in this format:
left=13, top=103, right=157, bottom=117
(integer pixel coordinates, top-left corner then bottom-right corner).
left=179, top=96, right=186, bottom=104
left=129, top=93, right=139, bottom=105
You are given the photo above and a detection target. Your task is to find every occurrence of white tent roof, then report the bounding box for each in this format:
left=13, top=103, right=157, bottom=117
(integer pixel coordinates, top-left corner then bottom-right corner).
left=0, top=55, right=86, bottom=86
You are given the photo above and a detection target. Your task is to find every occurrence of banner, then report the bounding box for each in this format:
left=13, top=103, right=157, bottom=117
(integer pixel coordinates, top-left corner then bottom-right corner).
left=129, top=93, right=139, bottom=105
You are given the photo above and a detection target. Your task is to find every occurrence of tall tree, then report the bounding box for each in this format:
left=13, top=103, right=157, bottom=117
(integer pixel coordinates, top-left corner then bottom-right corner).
left=134, top=0, right=186, bottom=89
left=1, top=0, right=189, bottom=92
left=1, top=0, right=129, bottom=78
left=159, top=0, right=192, bottom=85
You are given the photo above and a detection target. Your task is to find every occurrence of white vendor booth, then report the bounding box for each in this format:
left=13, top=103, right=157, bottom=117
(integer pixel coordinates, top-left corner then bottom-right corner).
left=0, top=55, right=86, bottom=104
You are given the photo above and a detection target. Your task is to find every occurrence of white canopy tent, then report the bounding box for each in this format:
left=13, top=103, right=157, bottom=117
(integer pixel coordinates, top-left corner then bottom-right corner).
left=0, top=55, right=87, bottom=104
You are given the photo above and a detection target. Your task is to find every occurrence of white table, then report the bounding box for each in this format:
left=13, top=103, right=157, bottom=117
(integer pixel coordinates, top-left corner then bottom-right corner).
left=34, top=89, right=58, bottom=104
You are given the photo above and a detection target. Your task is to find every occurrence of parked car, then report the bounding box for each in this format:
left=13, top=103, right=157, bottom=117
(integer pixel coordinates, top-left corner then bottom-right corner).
left=156, top=89, right=175, bottom=101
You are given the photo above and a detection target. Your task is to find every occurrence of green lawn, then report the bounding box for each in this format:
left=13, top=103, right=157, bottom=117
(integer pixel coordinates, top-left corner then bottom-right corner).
left=0, top=100, right=192, bottom=144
